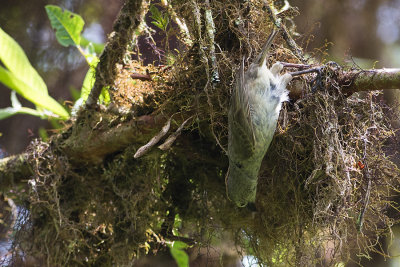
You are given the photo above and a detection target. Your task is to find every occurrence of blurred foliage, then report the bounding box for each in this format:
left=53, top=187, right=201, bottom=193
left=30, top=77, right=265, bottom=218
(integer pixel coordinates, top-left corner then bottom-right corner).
left=0, top=28, right=69, bottom=119
left=0, top=0, right=122, bottom=154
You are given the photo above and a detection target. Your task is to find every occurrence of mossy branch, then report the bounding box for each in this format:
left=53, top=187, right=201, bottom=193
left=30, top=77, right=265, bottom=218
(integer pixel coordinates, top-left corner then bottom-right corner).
left=0, top=153, right=32, bottom=188
left=85, top=0, right=145, bottom=108
left=339, top=68, right=400, bottom=95
left=1, top=67, right=399, bottom=189
left=288, top=66, right=400, bottom=99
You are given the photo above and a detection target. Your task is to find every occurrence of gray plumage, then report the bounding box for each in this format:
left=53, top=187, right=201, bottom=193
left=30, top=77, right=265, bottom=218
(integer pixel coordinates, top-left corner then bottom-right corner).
left=227, top=31, right=292, bottom=207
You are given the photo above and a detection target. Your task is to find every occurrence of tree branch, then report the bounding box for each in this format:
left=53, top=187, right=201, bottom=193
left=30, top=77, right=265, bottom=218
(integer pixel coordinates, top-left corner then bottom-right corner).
left=287, top=66, right=400, bottom=99
left=61, top=113, right=167, bottom=164
left=0, top=153, right=32, bottom=189
left=1, top=67, right=399, bottom=189
left=85, top=0, right=145, bottom=108
left=339, top=68, right=400, bottom=95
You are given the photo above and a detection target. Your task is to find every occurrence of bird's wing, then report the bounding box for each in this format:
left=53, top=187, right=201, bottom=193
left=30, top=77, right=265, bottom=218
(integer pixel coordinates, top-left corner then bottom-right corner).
left=229, top=58, right=256, bottom=159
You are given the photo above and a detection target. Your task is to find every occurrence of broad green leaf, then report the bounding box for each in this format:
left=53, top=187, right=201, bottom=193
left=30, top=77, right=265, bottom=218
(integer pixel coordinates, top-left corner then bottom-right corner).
left=0, top=66, right=69, bottom=118
left=80, top=66, right=96, bottom=101
left=168, top=241, right=189, bottom=267
left=80, top=58, right=109, bottom=105
left=0, top=27, right=47, bottom=94
left=45, top=5, right=84, bottom=47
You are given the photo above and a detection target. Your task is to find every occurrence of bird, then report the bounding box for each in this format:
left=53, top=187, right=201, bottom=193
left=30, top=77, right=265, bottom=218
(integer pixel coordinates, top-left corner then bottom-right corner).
left=227, top=30, right=293, bottom=207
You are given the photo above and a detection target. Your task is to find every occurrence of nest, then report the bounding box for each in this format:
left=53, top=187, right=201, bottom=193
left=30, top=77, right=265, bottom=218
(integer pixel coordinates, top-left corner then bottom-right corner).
left=5, top=0, right=400, bottom=266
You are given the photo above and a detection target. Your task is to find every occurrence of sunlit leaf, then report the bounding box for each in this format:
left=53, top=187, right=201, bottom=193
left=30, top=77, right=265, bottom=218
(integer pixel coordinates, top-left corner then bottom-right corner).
left=45, top=5, right=84, bottom=47
left=0, top=27, right=47, bottom=94
left=0, top=92, right=43, bottom=120
left=168, top=241, right=189, bottom=267
left=0, top=66, right=69, bottom=118
left=10, top=91, right=21, bottom=109
left=0, top=107, right=18, bottom=120
left=99, top=86, right=110, bottom=104
left=0, top=106, right=43, bottom=120
left=80, top=66, right=96, bottom=101
left=79, top=58, right=108, bottom=105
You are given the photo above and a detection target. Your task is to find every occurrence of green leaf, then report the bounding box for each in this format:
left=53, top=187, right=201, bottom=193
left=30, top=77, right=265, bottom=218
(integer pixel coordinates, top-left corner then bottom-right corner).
left=0, top=106, right=43, bottom=120
left=38, top=127, right=49, bottom=141
left=79, top=58, right=108, bottom=105
left=0, top=27, right=69, bottom=119
left=69, top=86, right=80, bottom=101
left=99, top=86, right=110, bottom=105
left=0, top=27, right=47, bottom=94
left=149, top=5, right=169, bottom=31
left=80, top=36, right=104, bottom=54
left=49, top=118, right=63, bottom=129
left=0, top=91, right=44, bottom=120
left=45, top=5, right=84, bottom=47
left=0, top=107, right=19, bottom=120
left=168, top=241, right=189, bottom=267
left=10, top=91, right=21, bottom=109
left=149, top=5, right=162, bottom=21
left=0, top=66, right=68, bottom=118
left=82, top=44, right=99, bottom=66
left=80, top=66, right=96, bottom=101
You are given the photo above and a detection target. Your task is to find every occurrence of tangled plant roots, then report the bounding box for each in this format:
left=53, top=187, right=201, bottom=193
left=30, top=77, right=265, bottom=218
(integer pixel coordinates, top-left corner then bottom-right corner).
left=11, top=141, right=169, bottom=266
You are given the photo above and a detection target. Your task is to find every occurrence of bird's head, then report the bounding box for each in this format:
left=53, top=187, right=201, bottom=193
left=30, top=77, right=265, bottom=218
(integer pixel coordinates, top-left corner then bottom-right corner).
left=226, top=163, right=257, bottom=207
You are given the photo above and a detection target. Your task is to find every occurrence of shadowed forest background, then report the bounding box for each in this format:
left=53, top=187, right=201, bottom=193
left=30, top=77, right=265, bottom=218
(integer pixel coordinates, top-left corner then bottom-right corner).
left=1, top=0, right=400, bottom=266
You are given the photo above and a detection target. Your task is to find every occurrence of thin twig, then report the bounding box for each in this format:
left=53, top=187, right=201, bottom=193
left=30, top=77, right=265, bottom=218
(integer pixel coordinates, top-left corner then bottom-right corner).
left=357, top=139, right=372, bottom=233
left=131, top=73, right=152, bottom=81
left=134, top=116, right=173, bottom=158
left=159, top=116, right=193, bottom=150
left=263, top=1, right=306, bottom=63
left=281, top=62, right=311, bottom=69
left=204, top=0, right=220, bottom=83
left=289, top=67, right=321, bottom=77
left=161, top=0, right=193, bottom=46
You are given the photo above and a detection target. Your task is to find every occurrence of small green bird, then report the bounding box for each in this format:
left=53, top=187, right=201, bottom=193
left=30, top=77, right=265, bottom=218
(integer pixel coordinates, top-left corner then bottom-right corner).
left=227, top=30, right=293, bottom=207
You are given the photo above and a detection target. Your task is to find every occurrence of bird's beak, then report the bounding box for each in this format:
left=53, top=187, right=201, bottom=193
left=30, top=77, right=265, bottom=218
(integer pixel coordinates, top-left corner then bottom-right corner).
left=258, top=29, right=279, bottom=67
